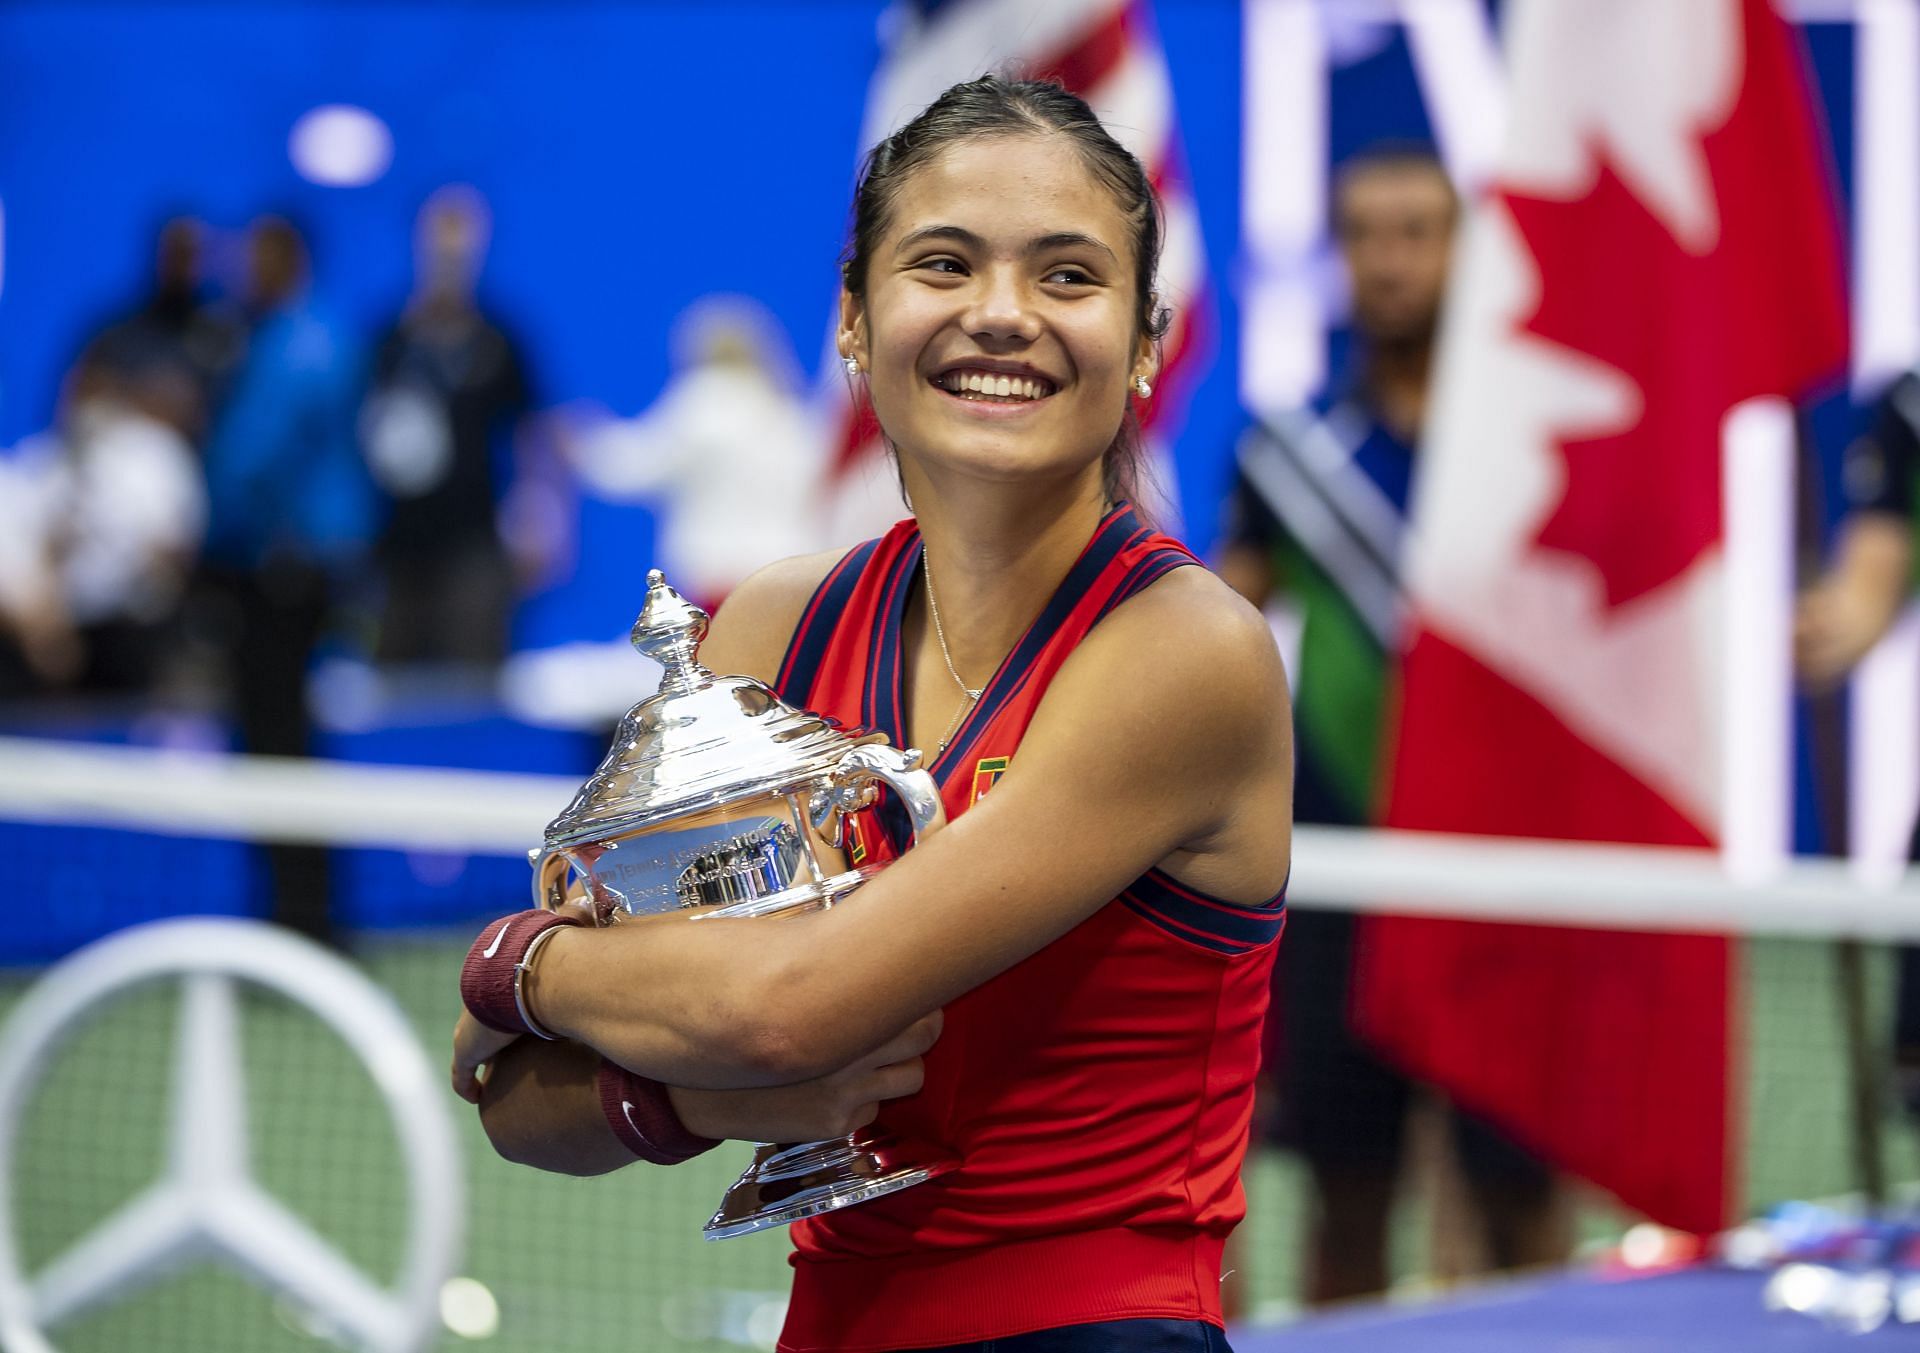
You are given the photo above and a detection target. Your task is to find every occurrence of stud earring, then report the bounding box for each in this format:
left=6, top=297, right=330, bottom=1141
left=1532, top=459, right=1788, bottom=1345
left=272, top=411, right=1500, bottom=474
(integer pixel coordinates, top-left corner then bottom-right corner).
left=843, top=356, right=861, bottom=376
left=1133, top=375, right=1153, bottom=399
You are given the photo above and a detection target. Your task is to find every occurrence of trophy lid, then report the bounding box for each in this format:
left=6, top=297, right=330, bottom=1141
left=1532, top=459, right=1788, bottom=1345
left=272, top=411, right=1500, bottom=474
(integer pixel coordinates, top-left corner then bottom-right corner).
left=542, top=569, right=864, bottom=850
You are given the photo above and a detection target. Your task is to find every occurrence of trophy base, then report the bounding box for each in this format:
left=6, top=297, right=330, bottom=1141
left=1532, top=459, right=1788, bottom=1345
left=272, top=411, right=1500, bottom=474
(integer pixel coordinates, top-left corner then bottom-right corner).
left=703, top=1129, right=957, bottom=1241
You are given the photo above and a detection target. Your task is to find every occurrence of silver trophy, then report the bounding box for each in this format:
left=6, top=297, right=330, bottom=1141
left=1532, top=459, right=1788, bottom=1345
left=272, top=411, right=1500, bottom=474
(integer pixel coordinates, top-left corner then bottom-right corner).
left=531, top=569, right=955, bottom=1240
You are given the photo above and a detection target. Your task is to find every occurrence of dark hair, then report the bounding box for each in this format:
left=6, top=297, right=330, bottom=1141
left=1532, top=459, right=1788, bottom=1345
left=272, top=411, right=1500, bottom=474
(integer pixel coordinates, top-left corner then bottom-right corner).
left=1333, top=140, right=1458, bottom=220
left=841, top=75, right=1171, bottom=513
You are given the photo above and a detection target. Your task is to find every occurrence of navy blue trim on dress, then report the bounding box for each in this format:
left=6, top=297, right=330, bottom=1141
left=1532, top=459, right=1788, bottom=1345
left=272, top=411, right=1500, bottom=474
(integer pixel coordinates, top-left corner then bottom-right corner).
left=1118, top=867, right=1288, bottom=957
left=865, top=537, right=923, bottom=759
left=1095, top=545, right=1199, bottom=621
left=775, top=539, right=880, bottom=706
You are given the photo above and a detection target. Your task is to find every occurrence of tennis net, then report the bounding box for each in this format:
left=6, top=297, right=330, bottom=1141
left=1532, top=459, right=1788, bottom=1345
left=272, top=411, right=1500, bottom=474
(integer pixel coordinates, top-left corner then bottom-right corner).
left=1, top=732, right=1915, bottom=1348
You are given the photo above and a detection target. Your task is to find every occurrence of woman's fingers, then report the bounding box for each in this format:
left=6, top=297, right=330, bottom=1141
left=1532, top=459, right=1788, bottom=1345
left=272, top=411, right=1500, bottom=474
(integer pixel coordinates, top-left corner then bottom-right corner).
left=451, top=1012, right=518, bottom=1105
left=840, top=1056, right=924, bottom=1112
left=868, top=1056, right=925, bottom=1101
left=866, top=1009, right=943, bottom=1068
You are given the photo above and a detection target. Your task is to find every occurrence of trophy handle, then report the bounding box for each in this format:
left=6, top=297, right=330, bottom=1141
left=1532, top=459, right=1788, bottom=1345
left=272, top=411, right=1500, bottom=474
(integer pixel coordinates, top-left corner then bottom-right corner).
left=827, top=744, right=948, bottom=843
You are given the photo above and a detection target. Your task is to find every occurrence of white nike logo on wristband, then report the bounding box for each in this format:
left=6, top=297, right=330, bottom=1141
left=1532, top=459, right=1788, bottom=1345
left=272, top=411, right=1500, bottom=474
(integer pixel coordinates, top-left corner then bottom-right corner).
left=481, top=920, right=512, bottom=960
left=623, top=1102, right=644, bottom=1136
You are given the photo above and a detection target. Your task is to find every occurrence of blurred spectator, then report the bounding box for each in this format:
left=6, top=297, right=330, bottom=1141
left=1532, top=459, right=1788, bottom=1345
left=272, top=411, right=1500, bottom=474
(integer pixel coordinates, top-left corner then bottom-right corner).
left=0, top=437, right=81, bottom=698
left=1797, top=375, right=1915, bottom=686
left=360, top=185, right=533, bottom=671
left=0, top=220, right=228, bottom=701
left=567, top=294, right=822, bottom=609
left=198, top=214, right=372, bottom=944
left=77, top=216, right=243, bottom=444
left=33, top=391, right=205, bottom=695
left=1796, top=368, right=1918, bottom=1105
left=1218, top=145, right=1562, bottom=1303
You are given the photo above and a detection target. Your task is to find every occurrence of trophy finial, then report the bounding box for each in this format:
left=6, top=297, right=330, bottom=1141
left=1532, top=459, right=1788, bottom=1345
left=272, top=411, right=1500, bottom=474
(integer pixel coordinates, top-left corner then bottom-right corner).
left=631, top=569, right=712, bottom=692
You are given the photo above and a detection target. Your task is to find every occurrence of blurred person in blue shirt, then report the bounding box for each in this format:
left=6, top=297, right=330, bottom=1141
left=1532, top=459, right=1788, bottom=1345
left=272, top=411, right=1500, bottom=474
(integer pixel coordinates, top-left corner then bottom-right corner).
left=203, top=216, right=371, bottom=575
left=198, top=214, right=373, bottom=945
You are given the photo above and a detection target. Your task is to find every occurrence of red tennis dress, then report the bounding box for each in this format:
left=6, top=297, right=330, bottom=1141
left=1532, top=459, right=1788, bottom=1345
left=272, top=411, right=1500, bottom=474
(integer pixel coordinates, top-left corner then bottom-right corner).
left=773, top=506, right=1287, bottom=1352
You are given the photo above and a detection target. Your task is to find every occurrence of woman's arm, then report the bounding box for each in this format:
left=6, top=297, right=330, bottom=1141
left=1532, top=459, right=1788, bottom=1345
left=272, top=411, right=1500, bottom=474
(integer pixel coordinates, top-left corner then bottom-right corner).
left=477, top=1014, right=943, bottom=1175
left=520, top=569, right=1293, bottom=1087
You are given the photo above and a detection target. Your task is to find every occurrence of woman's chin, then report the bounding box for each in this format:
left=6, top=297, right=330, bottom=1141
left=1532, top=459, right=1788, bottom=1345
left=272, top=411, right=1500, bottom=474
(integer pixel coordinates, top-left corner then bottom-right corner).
left=902, top=442, right=1105, bottom=492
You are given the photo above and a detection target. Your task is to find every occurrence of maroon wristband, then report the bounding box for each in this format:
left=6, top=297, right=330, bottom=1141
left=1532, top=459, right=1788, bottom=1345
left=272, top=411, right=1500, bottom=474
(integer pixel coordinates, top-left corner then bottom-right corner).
left=596, top=1059, right=720, bottom=1165
left=460, top=909, right=570, bottom=1037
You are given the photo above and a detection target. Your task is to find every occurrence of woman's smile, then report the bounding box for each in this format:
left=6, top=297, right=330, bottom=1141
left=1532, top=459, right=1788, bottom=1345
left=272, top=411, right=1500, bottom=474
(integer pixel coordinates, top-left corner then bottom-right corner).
left=928, top=359, right=1062, bottom=417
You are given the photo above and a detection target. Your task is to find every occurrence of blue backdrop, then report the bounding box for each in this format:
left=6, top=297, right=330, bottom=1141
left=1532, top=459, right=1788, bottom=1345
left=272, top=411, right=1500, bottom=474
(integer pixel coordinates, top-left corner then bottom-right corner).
left=0, top=1, right=1249, bottom=651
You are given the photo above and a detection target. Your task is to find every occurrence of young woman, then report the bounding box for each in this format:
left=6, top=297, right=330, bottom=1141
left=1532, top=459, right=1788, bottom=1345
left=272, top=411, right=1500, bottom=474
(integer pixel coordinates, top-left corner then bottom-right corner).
left=453, top=77, right=1292, bottom=1353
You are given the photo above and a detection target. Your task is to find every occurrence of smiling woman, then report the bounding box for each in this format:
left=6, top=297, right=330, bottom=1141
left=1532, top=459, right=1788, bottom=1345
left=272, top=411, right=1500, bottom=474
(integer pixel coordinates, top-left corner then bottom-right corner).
left=838, top=80, right=1171, bottom=517
left=453, top=76, right=1292, bottom=1353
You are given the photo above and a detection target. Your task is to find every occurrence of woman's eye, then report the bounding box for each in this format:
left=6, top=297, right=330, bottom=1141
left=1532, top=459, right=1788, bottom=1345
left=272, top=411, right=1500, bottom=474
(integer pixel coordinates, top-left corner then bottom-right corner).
left=1045, top=267, right=1094, bottom=286
left=919, top=257, right=966, bottom=275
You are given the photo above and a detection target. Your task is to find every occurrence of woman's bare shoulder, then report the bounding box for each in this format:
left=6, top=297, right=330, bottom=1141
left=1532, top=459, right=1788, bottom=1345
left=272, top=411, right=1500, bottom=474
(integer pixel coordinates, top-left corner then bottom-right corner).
left=1097, top=561, right=1286, bottom=691
left=1034, top=559, right=1290, bottom=774
left=698, top=548, right=849, bottom=683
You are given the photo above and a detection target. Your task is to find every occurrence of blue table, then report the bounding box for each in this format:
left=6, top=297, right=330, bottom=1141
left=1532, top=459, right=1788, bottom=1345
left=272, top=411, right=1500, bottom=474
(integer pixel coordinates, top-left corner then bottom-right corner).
left=1236, top=1267, right=1918, bottom=1351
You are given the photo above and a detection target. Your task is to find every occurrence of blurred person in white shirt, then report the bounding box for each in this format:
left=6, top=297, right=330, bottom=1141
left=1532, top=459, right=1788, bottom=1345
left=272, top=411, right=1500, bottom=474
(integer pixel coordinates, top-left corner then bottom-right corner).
left=565, top=295, right=823, bottom=610
left=0, top=375, right=205, bottom=701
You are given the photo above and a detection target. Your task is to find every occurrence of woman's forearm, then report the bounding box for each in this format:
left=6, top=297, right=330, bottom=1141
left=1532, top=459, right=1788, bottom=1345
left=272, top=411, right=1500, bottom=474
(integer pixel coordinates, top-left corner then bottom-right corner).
left=477, top=1037, right=635, bottom=1177
left=527, top=910, right=844, bottom=1088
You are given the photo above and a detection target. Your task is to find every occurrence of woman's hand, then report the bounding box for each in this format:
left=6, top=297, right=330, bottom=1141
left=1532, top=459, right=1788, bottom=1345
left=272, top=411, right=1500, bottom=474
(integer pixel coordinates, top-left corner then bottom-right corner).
left=452, top=901, right=603, bottom=1104
left=667, top=1009, right=942, bottom=1143
left=473, top=1010, right=944, bottom=1176
left=452, top=1010, right=521, bottom=1104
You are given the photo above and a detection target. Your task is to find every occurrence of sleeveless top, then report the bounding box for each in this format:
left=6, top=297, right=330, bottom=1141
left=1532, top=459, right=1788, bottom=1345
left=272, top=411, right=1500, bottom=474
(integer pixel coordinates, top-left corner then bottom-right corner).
left=772, top=505, right=1287, bottom=1353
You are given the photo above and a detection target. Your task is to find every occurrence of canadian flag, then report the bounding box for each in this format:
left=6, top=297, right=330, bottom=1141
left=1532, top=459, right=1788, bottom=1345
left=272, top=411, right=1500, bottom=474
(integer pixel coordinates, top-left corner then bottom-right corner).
left=1353, top=0, right=1847, bottom=1232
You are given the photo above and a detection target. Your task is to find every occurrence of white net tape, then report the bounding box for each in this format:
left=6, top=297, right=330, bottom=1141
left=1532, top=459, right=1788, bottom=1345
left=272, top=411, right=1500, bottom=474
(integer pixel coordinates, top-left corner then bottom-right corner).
left=2, top=734, right=1916, bottom=939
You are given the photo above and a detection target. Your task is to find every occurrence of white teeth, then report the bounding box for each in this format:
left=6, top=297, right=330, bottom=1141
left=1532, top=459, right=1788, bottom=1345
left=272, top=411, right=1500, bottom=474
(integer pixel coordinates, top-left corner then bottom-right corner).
left=940, top=369, right=1051, bottom=400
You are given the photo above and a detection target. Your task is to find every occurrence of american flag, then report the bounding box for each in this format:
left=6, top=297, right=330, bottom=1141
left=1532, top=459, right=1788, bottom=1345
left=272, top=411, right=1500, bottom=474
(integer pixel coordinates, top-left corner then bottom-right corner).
left=814, top=0, right=1210, bottom=545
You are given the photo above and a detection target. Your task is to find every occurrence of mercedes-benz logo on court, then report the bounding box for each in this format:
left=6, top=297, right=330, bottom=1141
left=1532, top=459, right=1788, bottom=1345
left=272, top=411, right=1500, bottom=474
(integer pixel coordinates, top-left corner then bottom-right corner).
left=0, top=918, right=464, bottom=1353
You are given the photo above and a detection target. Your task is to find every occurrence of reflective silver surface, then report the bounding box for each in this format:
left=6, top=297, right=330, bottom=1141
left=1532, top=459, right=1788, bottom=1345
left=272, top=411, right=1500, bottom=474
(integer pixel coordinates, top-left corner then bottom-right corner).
left=575, top=810, right=805, bottom=916
left=675, top=820, right=803, bottom=908
left=702, top=1132, right=955, bottom=1241
left=539, top=571, right=870, bottom=855
left=528, top=569, right=957, bottom=1239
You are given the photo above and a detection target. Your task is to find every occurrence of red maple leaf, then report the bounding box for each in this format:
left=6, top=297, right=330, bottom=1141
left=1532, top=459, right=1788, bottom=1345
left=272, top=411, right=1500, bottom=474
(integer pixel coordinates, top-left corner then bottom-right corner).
left=1502, top=10, right=1846, bottom=609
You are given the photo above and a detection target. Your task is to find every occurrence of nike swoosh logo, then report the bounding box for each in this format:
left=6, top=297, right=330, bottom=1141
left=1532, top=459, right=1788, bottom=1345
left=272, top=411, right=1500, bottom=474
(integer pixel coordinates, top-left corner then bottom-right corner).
left=622, top=1102, right=642, bottom=1133
left=481, top=920, right=512, bottom=960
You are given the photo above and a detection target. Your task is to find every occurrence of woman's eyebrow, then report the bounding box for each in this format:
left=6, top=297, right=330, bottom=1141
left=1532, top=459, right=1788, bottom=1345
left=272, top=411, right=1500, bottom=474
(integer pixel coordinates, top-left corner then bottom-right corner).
left=895, top=225, right=1118, bottom=264
left=1028, top=231, right=1117, bottom=263
left=896, top=224, right=983, bottom=254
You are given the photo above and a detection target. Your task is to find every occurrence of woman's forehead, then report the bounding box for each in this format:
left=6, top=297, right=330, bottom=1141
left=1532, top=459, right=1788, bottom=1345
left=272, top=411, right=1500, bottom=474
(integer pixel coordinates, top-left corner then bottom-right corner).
left=884, top=134, right=1130, bottom=248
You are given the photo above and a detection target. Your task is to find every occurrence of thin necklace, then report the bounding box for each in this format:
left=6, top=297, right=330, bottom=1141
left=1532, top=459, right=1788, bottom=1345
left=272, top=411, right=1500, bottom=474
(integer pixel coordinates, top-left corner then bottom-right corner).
left=923, top=558, right=982, bottom=752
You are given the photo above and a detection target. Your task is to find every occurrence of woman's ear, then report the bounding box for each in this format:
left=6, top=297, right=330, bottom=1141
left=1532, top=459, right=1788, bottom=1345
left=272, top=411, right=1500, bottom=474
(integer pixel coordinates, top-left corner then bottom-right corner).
left=1134, top=294, right=1163, bottom=385
left=837, top=287, right=869, bottom=370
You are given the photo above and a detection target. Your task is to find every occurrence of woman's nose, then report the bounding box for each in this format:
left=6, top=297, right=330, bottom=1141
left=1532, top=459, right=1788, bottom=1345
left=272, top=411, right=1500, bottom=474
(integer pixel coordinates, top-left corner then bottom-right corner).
left=962, top=268, right=1041, bottom=345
